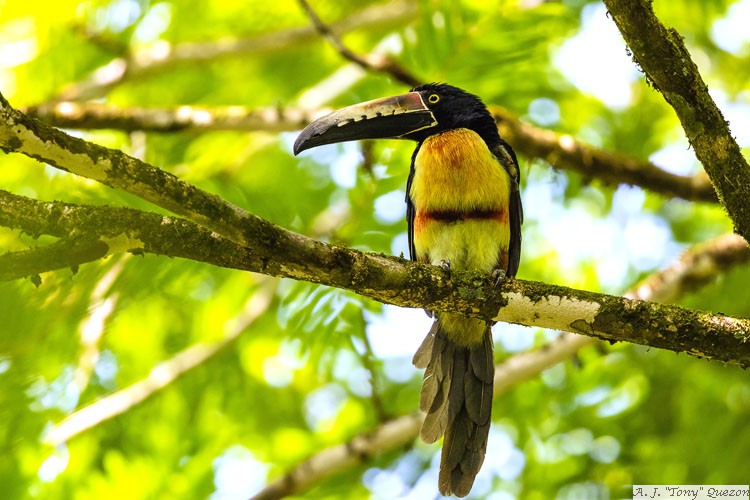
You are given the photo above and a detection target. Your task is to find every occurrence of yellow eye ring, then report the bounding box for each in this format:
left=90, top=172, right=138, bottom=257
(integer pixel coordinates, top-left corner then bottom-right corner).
left=428, top=94, right=440, bottom=104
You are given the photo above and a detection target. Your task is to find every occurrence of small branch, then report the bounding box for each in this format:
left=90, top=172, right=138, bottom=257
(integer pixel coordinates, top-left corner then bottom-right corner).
left=253, top=232, right=750, bottom=499
left=353, top=312, right=388, bottom=421
left=23, top=101, right=324, bottom=133
left=0, top=190, right=268, bottom=280
left=297, top=0, right=377, bottom=72
left=2, top=190, right=750, bottom=366
left=603, top=0, right=750, bottom=240
left=628, top=233, right=750, bottom=304
left=1, top=91, right=269, bottom=250
left=50, top=0, right=418, bottom=102
left=0, top=238, right=110, bottom=281
left=24, top=101, right=716, bottom=204
left=44, top=279, right=276, bottom=446
left=253, top=412, right=424, bottom=500
left=491, top=106, right=717, bottom=203
left=71, top=21, right=129, bottom=55
left=297, top=0, right=421, bottom=88
left=72, top=260, right=125, bottom=392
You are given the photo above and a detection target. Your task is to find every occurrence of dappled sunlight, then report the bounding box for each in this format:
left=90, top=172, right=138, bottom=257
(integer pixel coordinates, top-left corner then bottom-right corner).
left=3, top=0, right=750, bottom=498
left=554, top=4, right=639, bottom=110
left=211, top=446, right=269, bottom=500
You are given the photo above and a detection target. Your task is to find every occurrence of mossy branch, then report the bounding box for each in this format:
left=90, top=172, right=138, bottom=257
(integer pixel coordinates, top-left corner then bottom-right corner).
left=247, top=231, right=750, bottom=500
left=2, top=190, right=750, bottom=366
left=603, top=0, right=750, bottom=241
left=23, top=101, right=715, bottom=204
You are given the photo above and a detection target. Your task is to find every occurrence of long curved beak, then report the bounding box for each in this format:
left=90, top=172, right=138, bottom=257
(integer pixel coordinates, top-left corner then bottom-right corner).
left=293, top=92, right=437, bottom=155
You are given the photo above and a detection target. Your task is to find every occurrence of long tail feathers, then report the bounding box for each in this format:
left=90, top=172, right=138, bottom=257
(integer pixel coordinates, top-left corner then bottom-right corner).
left=412, top=320, right=494, bottom=497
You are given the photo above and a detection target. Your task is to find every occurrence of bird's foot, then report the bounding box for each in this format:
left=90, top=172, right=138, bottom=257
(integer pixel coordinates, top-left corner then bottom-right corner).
left=438, top=259, right=451, bottom=278
left=491, top=268, right=507, bottom=288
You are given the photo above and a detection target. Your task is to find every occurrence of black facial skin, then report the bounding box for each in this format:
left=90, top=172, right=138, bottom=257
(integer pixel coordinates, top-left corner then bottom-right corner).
left=405, top=83, right=503, bottom=152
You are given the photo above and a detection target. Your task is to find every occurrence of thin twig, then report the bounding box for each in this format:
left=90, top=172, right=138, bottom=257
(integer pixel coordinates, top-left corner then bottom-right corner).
left=44, top=279, right=277, bottom=446
left=49, top=0, right=418, bottom=102
left=297, top=0, right=374, bottom=71
left=297, top=0, right=422, bottom=88
left=72, top=259, right=125, bottom=392
left=353, top=311, right=388, bottom=421
left=360, top=140, right=375, bottom=178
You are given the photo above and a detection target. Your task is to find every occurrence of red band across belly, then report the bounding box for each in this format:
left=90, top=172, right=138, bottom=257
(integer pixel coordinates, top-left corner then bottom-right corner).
left=414, top=210, right=508, bottom=236
left=421, top=208, right=506, bottom=223
left=414, top=208, right=508, bottom=235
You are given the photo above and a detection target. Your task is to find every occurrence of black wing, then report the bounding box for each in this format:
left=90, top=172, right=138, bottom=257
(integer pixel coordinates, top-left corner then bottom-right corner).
left=493, top=139, right=523, bottom=278
left=405, top=143, right=423, bottom=261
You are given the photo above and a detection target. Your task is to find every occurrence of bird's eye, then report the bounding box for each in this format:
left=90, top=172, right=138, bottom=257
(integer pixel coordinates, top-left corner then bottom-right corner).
left=428, top=93, right=440, bottom=104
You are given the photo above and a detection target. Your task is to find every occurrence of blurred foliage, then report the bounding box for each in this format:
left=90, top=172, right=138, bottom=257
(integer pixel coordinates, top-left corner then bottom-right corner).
left=1, top=0, right=750, bottom=499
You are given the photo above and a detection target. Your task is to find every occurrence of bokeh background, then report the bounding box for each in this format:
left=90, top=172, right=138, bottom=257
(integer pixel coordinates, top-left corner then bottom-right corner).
left=2, top=0, right=750, bottom=498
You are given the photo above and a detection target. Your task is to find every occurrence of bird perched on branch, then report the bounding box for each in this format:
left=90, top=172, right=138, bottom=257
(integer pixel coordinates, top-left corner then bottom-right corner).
left=294, top=83, right=522, bottom=497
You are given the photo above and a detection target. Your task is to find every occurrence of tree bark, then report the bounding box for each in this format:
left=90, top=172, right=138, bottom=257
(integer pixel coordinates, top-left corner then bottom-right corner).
left=22, top=101, right=716, bottom=203
left=603, top=0, right=750, bottom=241
left=2, top=190, right=750, bottom=366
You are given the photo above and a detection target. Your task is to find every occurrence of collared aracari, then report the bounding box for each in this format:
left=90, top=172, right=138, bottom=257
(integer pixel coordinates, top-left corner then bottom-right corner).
left=294, top=83, right=522, bottom=497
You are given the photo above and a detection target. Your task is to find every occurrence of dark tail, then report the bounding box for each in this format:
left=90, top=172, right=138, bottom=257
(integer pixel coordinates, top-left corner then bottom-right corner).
left=412, top=318, right=494, bottom=497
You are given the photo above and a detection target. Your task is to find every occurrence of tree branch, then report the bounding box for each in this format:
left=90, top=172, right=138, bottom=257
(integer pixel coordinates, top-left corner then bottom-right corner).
left=353, top=311, right=389, bottom=421
left=23, top=101, right=716, bottom=204
left=252, top=412, right=423, bottom=500
left=72, top=260, right=124, bottom=394
left=603, top=0, right=750, bottom=240
left=253, top=232, right=750, bottom=500
left=292, top=0, right=717, bottom=204
left=3, top=89, right=750, bottom=363
left=23, top=101, right=322, bottom=133
left=628, top=233, right=750, bottom=304
left=1, top=91, right=274, bottom=250
left=491, top=106, right=717, bottom=203
left=2, top=190, right=750, bottom=366
left=0, top=237, right=110, bottom=282
left=50, top=0, right=418, bottom=102
left=296, top=0, right=422, bottom=88
left=43, top=279, right=276, bottom=446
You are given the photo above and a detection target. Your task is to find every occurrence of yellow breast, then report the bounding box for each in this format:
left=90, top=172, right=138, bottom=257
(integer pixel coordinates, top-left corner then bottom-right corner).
left=410, top=128, right=512, bottom=271
left=410, top=128, right=511, bottom=212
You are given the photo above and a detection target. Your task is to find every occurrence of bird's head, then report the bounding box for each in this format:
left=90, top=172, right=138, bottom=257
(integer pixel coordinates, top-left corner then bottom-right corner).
left=293, top=83, right=500, bottom=155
